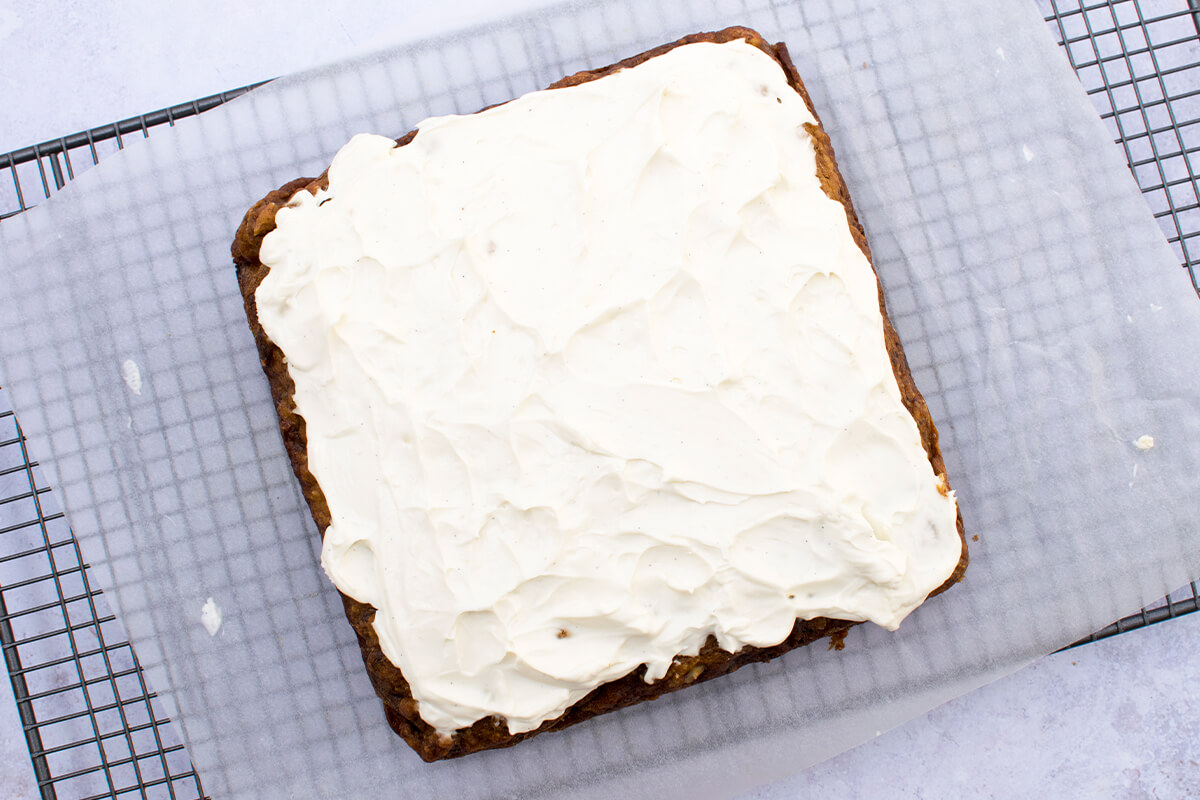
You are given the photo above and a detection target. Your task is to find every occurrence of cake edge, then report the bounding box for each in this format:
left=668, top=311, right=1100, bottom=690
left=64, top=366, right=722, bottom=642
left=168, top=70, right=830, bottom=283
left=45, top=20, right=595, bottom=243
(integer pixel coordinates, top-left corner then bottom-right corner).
left=230, top=25, right=969, bottom=763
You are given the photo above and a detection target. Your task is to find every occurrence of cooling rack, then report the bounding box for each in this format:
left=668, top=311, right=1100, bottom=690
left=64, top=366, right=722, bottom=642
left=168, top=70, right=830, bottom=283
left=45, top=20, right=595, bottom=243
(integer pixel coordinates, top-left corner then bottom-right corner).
left=1, top=1, right=1198, bottom=797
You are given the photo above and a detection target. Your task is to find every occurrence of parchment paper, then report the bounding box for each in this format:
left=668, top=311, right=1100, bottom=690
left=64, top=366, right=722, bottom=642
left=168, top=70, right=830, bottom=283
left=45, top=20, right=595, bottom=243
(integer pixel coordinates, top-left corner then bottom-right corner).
left=2, top=0, right=1199, bottom=797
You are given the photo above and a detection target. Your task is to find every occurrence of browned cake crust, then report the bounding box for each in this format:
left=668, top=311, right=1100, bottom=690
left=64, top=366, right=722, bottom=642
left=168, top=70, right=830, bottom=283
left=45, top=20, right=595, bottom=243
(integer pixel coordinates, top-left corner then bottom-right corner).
left=231, top=26, right=969, bottom=762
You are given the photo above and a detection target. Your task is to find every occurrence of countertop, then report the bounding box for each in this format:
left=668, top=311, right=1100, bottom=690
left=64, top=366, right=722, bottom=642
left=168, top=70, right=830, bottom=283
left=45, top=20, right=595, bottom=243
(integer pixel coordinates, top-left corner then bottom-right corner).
left=1, top=2, right=1197, bottom=797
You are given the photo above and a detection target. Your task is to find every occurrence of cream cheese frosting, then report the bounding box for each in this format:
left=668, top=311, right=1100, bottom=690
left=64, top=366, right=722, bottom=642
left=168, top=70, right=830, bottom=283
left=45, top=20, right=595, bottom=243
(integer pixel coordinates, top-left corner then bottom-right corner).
left=255, top=39, right=963, bottom=736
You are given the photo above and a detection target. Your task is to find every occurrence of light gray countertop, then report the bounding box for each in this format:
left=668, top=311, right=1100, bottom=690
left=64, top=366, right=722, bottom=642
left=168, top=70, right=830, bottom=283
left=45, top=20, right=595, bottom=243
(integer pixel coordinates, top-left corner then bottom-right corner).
left=1, top=2, right=1197, bottom=797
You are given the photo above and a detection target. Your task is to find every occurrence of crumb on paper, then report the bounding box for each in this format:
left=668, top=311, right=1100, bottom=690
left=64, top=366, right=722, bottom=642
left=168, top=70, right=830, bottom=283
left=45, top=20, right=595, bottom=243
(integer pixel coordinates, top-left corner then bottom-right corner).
left=121, top=359, right=142, bottom=396
left=201, top=597, right=222, bottom=636
left=1133, top=435, right=1154, bottom=451
left=972, top=534, right=979, bottom=542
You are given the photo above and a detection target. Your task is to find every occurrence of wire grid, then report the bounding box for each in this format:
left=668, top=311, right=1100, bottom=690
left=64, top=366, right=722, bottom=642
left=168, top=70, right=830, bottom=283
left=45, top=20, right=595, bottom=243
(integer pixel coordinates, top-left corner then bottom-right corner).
left=0, top=85, right=264, bottom=222
left=0, top=2, right=1197, bottom=797
left=1041, top=0, right=1200, bottom=294
left=0, top=395, right=204, bottom=799
left=1037, top=0, right=1200, bottom=640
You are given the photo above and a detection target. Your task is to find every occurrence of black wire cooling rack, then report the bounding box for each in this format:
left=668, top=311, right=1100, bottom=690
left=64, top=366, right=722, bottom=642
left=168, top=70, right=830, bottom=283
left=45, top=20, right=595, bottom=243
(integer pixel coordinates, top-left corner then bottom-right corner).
left=1, top=2, right=1199, bottom=798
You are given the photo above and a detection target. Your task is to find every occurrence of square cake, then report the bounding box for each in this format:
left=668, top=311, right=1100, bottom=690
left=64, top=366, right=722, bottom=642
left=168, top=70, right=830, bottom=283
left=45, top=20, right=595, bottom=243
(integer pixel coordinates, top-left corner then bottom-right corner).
left=231, top=27, right=968, bottom=761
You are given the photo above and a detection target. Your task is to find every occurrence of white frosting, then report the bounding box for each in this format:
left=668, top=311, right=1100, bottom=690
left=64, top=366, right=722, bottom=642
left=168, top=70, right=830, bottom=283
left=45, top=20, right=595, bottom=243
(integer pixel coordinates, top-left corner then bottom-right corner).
left=121, top=359, right=142, bottom=395
left=200, top=597, right=222, bottom=636
left=255, top=40, right=962, bottom=735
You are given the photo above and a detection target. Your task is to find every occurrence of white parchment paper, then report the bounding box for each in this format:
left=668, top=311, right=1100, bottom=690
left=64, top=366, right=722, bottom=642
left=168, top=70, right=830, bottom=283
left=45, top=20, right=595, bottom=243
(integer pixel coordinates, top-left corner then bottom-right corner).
left=2, top=0, right=1199, bottom=797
